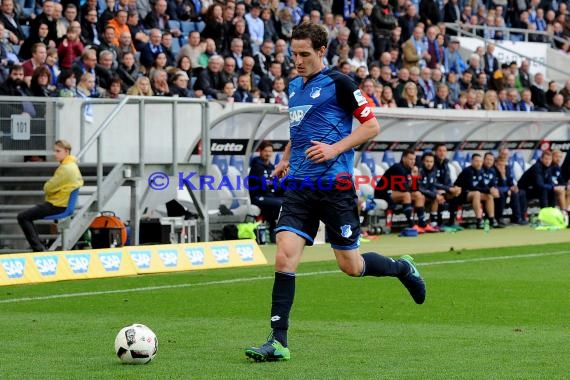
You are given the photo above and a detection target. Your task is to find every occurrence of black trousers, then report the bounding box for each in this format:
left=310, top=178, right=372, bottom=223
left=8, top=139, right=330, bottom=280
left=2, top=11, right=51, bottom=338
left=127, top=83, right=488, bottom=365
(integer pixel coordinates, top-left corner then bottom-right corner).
left=17, top=202, right=65, bottom=252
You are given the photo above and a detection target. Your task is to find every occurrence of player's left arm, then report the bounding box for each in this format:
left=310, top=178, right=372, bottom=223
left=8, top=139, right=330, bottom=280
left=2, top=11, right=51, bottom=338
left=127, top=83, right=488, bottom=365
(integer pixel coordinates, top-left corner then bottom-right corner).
left=307, top=74, right=379, bottom=163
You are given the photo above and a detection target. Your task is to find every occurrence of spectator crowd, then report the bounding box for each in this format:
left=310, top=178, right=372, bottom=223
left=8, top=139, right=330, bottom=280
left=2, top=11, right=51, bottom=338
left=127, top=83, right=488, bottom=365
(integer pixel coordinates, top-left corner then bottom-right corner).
left=0, top=0, right=568, bottom=111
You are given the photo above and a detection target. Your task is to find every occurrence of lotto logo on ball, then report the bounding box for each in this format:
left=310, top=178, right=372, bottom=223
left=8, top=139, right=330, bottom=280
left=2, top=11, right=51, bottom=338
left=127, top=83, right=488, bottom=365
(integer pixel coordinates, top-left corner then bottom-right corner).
left=33, top=256, right=59, bottom=277
left=1, top=258, right=26, bottom=279
left=65, top=254, right=91, bottom=274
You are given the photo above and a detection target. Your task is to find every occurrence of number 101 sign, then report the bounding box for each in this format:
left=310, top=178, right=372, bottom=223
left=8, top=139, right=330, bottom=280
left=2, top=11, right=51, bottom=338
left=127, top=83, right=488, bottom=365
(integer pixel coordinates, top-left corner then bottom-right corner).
left=11, top=114, right=31, bottom=140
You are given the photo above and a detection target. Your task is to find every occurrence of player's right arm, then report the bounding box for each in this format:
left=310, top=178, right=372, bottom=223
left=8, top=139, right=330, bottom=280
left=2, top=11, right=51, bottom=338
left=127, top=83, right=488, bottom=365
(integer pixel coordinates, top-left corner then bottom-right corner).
left=271, top=142, right=291, bottom=179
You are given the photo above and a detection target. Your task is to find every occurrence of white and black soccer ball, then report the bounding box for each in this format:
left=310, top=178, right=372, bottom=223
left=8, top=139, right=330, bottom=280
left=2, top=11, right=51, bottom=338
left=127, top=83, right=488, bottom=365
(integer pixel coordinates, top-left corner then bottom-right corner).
left=114, top=323, right=158, bottom=364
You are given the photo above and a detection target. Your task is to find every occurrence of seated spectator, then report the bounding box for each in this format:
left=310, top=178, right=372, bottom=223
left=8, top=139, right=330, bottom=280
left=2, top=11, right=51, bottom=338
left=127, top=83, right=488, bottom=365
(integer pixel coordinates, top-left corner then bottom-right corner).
left=248, top=141, right=283, bottom=242
left=233, top=72, right=254, bottom=102
left=443, top=37, right=466, bottom=76
left=117, top=31, right=135, bottom=57
left=45, top=47, right=60, bottom=86
left=126, top=76, right=154, bottom=96
left=0, top=0, right=26, bottom=45
left=198, top=38, right=218, bottom=69
left=127, top=10, right=148, bottom=52
left=452, top=153, right=500, bottom=229
left=22, top=43, right=47, bottom=87
left=360, top=78, right=381, bottom=107
left=116, top=51, right=141, bottom=92
left=161, top=31, right=176, bottom=67
left=139, top=28, right=164, bottom=70
left=177, top=30, right=206, bottom=73
left=483, top=90, right=499, bottom=110
left=397, top=82, right=423, bottom=108
left=19, top=22, right=56, bottom=61
left=518, top=150, right=556, bottom=208
left=175, top=55, right=197, bottom=90
left=271, top=77, right=288, bottom=105
left=30, top=66, right=55, bottom=97
left=218, top=80, right=235, bottom=101
left=193, top=54, right=224, bottom=99
left=17, top=139, right=83, bottom=251
left=103, top=77, right=123, bottom=98
left=418, top=151, right=445, bottom=231
left=549, top=94, right=565, bottom=112
left=374, top=149, right=428, bottom=232
left=145, top=0, right=181, bottom=37
left=75, top=72, right=96, bottom=99
left=150, top=68, right=171, bottom=96
left=517, top=88, right=535, bottom=112
left=380, top=86, right=397, bottom=108
left=56, top=70, right=77, bottom=97
left=530, top=72, right=547, bottom=110
left=433, top=84, right=454, bottom=109
left=0, top=64, right=31, bottom=96
left=545, top=80, right=558, bottom=107
left=80, top=8, right=101, bottom=48
left=495, top=150, right=527, bottom=225
left=168, top=70, right=191, bottom=97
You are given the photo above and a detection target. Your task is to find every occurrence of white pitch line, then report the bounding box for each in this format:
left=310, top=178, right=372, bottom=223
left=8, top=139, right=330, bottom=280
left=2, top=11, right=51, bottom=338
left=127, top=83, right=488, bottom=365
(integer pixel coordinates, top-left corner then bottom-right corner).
left=0, top=250, right=568, bottom=305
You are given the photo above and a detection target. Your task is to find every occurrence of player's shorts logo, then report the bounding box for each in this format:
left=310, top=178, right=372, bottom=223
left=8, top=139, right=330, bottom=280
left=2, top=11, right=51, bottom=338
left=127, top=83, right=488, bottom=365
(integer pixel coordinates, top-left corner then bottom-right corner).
left=310, top=87, right=321, bottom=99
left=340, top=224, right=352, bottom=238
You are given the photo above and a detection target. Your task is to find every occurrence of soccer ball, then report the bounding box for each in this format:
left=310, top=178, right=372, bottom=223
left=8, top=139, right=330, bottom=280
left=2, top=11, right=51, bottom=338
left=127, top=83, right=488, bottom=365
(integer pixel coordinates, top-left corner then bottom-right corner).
left=114, top=323, right=158, bottom=364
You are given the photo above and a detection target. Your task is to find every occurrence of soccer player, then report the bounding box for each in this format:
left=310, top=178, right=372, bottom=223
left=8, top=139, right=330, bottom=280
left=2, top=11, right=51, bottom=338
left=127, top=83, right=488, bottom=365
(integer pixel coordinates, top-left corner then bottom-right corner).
left=374, top=149, right=430, bottom=232
left=482, top=152, right=505, bottom=227
left=453, top=153, right=500, bottom=229
left=550, top=149, right=570, bottom=221
left=244, top=22, right=426, bottom=362
left=518, top=150, right=556, bottom=208
left=418, top=151, right=445, bottom=231
left=433, top=143, right=461, bottom=226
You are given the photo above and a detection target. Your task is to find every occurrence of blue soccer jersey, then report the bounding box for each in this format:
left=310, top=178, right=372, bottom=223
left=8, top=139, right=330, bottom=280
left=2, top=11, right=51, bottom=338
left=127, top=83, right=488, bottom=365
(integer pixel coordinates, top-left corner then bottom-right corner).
left=287, top=68, right=375, bottom=181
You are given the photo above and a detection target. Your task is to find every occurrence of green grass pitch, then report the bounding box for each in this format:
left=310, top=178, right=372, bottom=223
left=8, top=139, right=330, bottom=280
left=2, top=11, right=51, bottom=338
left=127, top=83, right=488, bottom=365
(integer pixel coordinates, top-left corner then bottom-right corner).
left=0, top=241, right=569, bottom=379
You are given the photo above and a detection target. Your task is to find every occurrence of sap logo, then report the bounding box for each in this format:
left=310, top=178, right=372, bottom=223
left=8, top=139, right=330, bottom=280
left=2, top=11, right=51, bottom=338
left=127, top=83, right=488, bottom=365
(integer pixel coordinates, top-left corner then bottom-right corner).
left=34, top=256, right=58, bottom=276
left=236, top=244, right=254, bottom=262
left=99, top=252, right=122, bottom=272
left=1, top=258, right=25, bottom=279
left=353, top=89, right=367, bottom=106
left=185, top=247, right=205, bottom=266
left=288, top=105, right=312, bottom=127
left=158, top=250, right=178, bottom=268
left=130, top=251, right=151, bottom=269
left=66, top=254, right=91, bottom=274
left=211, top=246, right=230, bottom=264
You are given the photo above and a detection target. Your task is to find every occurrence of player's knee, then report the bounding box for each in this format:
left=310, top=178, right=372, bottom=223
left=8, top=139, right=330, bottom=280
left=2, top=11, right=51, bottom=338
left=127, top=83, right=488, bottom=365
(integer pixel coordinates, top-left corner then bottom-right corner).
left=338, top=262, right=362, bottom=277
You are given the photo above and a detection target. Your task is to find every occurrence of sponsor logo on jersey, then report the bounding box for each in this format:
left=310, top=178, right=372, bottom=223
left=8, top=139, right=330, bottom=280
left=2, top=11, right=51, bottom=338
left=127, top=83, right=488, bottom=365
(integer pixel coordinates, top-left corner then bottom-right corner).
left=353, top=89, right=367, bottom=106
left=289, top=105, right=312, bottom=127
left=310, top=87, right=321, bottom=99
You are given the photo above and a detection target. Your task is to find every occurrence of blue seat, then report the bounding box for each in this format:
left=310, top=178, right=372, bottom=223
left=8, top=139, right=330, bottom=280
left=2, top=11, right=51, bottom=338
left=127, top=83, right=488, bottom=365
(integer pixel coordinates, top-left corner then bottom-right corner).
left=171, top=37, right=181, bottom=55
left=361, top=151, right=376, bottom=176
left=382, top=150, right=396, bottom=167
left=180, top=21, right=194, bottom=35
left=512, top=151, right=526, bottom=169
left=44, top=188, right=80, bottom=220
left=531, top=149, right=542, bottom=162
left=212, top=155, right=229, bottom=176
left=229, top=156, right=244, bottom=173
left=274, top=153, right=282, bottom=165
left=463, top=152, right=472, bottom=168
left=168, top=20, right=180, bottom=31
left=452, top=150, right=465, bottom=164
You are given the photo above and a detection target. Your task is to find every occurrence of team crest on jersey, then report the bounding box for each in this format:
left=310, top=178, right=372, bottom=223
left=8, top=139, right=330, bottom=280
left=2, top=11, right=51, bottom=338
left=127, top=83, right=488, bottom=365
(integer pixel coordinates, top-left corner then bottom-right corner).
left=310, top=87, right=321, bottom=99
left=353, top=89, right=367, bottom=106
left=289, top=105, right=312, bottom=127
left=340, top=224, right=352, bottom=238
